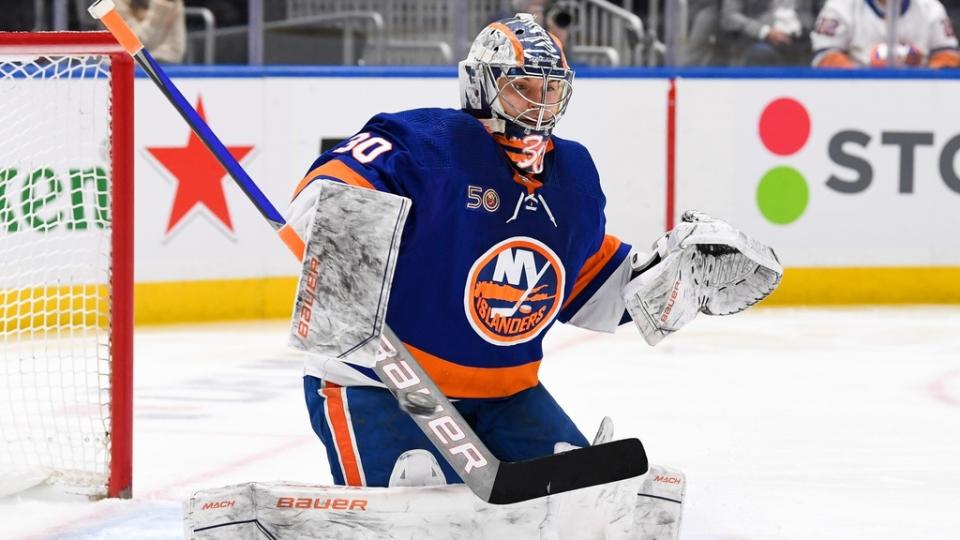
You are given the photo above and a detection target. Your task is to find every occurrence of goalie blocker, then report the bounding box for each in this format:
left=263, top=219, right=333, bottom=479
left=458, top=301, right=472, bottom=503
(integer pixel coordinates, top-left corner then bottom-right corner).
left=288, top=180, right=409, bottom=364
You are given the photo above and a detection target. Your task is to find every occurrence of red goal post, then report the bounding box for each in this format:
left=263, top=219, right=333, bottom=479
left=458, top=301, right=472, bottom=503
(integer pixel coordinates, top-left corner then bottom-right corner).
left=0, top=32, right=133, bottom=499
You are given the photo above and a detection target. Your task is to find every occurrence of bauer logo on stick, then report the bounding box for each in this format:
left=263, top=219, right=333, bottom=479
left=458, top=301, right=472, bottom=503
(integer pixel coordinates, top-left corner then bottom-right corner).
left=464, top=237, right=565, bottom=345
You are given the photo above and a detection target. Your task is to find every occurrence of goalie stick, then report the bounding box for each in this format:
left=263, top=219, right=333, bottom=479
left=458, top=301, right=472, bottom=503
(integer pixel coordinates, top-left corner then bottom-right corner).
left=88, top=0, right=648, bottom=504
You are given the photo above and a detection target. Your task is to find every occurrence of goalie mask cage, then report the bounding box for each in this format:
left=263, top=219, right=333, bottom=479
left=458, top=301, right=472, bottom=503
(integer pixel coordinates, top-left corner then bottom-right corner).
left=0, top=32, right=133, bottom=499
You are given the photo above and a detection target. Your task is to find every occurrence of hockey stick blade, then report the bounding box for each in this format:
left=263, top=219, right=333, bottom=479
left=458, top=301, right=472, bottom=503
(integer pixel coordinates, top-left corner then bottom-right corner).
left=489, top=438, right=648, bottom=505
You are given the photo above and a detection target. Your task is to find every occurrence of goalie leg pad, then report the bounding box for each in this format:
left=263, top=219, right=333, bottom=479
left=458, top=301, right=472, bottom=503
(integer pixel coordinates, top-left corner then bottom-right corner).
left=635, top=464, right=686, bottom=540
left=388, top=449, right=447, bottom=487
left=184, top=477, right=649, bottom=539
left=184, top=467, right=683, bottom=539
left=288, top=180, right=411, bottom=367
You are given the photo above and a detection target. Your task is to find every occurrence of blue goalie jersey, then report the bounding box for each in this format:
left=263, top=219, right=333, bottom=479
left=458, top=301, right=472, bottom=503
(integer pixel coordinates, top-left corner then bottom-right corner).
left=288, top=108, right=632, bottom=399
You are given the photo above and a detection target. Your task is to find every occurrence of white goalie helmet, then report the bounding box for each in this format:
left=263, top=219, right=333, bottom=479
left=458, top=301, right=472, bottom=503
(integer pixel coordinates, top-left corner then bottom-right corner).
left=459, top=13, right=575, bottom=139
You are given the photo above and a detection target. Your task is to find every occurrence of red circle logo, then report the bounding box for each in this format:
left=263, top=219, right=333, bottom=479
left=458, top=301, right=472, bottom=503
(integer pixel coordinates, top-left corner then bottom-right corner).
left=758, top=97, right=810, bottom=156
left=463, top=237, right=565, bottom=345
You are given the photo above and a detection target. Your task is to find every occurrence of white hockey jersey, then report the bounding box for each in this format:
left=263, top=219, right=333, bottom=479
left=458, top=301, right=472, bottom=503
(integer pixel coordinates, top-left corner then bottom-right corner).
left=811, top=0, right=958, bottom=66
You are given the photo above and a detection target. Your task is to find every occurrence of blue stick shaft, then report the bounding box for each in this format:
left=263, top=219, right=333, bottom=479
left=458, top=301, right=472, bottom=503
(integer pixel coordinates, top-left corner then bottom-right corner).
left=136, top=49, right=286, bottom=229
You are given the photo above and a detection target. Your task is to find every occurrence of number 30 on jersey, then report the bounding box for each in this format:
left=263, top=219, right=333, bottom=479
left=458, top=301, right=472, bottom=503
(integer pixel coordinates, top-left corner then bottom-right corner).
left=333, top=132, right=393, bottom=164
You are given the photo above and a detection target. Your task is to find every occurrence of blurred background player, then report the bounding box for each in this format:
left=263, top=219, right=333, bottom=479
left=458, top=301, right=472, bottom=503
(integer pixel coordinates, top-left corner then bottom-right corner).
left=285, top=13, right=635, bottom=488
left=720, top=0, right=816, bottom=66
left=811, top=0, right=960, bottom=68
left=681, top=0, right=726, bottom=66
left=115, top=0, right=186, bottom=64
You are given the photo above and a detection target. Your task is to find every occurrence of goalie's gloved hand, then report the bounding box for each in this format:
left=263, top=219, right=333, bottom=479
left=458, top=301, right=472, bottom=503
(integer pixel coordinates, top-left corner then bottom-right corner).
left=623, top=210, right=783, bottom=346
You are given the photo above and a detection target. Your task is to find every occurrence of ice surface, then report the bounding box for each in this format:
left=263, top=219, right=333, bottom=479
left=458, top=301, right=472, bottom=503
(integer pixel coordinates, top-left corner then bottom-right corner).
left=3, top=307, right=959, bottom=539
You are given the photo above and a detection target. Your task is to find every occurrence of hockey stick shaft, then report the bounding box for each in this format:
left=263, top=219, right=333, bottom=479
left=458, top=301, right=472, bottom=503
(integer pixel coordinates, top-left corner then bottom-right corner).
left=89, top=2, right=287, bottom=228
left=89, top=0, right=647, bottom=503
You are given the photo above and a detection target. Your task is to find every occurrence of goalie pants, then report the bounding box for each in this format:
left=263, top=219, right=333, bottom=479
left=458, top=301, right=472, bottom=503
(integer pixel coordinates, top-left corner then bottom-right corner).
left=304, top=375, right=588, bottom=487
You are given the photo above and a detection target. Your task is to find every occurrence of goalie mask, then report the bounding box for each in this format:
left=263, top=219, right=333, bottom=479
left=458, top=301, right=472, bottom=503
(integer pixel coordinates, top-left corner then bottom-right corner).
left=459, top=13, right=574, bottom=141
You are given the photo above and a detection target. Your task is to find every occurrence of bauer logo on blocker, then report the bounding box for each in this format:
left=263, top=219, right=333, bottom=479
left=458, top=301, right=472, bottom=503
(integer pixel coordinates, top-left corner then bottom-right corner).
left=464, top=237, right=564, bottom=345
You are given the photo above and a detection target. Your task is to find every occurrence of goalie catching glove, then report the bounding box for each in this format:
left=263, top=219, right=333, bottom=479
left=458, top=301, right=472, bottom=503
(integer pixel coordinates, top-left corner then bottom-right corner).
left=624, top=211, right=783, bottom=346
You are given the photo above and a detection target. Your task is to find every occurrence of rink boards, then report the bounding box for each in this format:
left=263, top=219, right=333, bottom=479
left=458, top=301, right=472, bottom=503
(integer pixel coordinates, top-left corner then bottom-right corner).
left=121, top=68, right=960, bottom=321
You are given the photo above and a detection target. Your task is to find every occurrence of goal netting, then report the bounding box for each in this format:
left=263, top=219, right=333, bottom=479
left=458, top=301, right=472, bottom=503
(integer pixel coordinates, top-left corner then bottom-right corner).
left=0, top=32, right=132, bottom=499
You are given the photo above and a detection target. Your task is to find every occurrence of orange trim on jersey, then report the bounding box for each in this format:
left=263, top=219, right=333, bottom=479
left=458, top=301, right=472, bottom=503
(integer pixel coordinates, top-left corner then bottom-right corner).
left=929, top=50, right=960, bottom=69
left=488, top=22, right=525, bottom=62
left=815, top=50, right=856, bottom=68
left=512, top=170, right=543, bottom=194
left=562, top=235, right=623, bottom=310
left=322, top=382, right=364, bottom=486
left=404, top=342, right=541, bottom=399
left=493, top=134, right=555, bottom=152
left=292, top=159, right=375, bottom=200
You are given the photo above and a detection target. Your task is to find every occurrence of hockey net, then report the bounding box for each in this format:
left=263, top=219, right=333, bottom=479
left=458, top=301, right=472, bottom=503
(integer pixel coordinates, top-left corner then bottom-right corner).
left=0, top=33, right=132, bottom=498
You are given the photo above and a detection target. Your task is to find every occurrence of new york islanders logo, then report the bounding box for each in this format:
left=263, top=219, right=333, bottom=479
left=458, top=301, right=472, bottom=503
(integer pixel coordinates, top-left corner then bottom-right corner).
left=464, top=237, right=565, bottom=346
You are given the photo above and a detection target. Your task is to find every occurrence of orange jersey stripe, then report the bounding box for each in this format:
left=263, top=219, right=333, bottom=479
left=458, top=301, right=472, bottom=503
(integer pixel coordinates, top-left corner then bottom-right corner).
left=562, top=235, right=623, bottom=310
left=404, top=342, right=541, bottom=399
left=322, top=383, right=365, bottom=486
left=292, top=159, right=375, bottom=200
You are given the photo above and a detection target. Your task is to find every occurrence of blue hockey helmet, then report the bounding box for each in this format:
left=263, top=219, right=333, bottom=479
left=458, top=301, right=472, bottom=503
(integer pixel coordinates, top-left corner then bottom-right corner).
left=459, top=13, right=575, bottom=139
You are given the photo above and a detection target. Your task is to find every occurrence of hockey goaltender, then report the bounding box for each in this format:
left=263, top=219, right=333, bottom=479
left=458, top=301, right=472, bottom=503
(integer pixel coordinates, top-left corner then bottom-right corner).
left=183, top=13, right=782, bottom=540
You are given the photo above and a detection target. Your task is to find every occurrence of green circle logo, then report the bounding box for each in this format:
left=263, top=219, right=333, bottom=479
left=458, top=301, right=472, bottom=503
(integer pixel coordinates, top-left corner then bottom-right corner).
left=756, top=166, right=808, bottom=224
